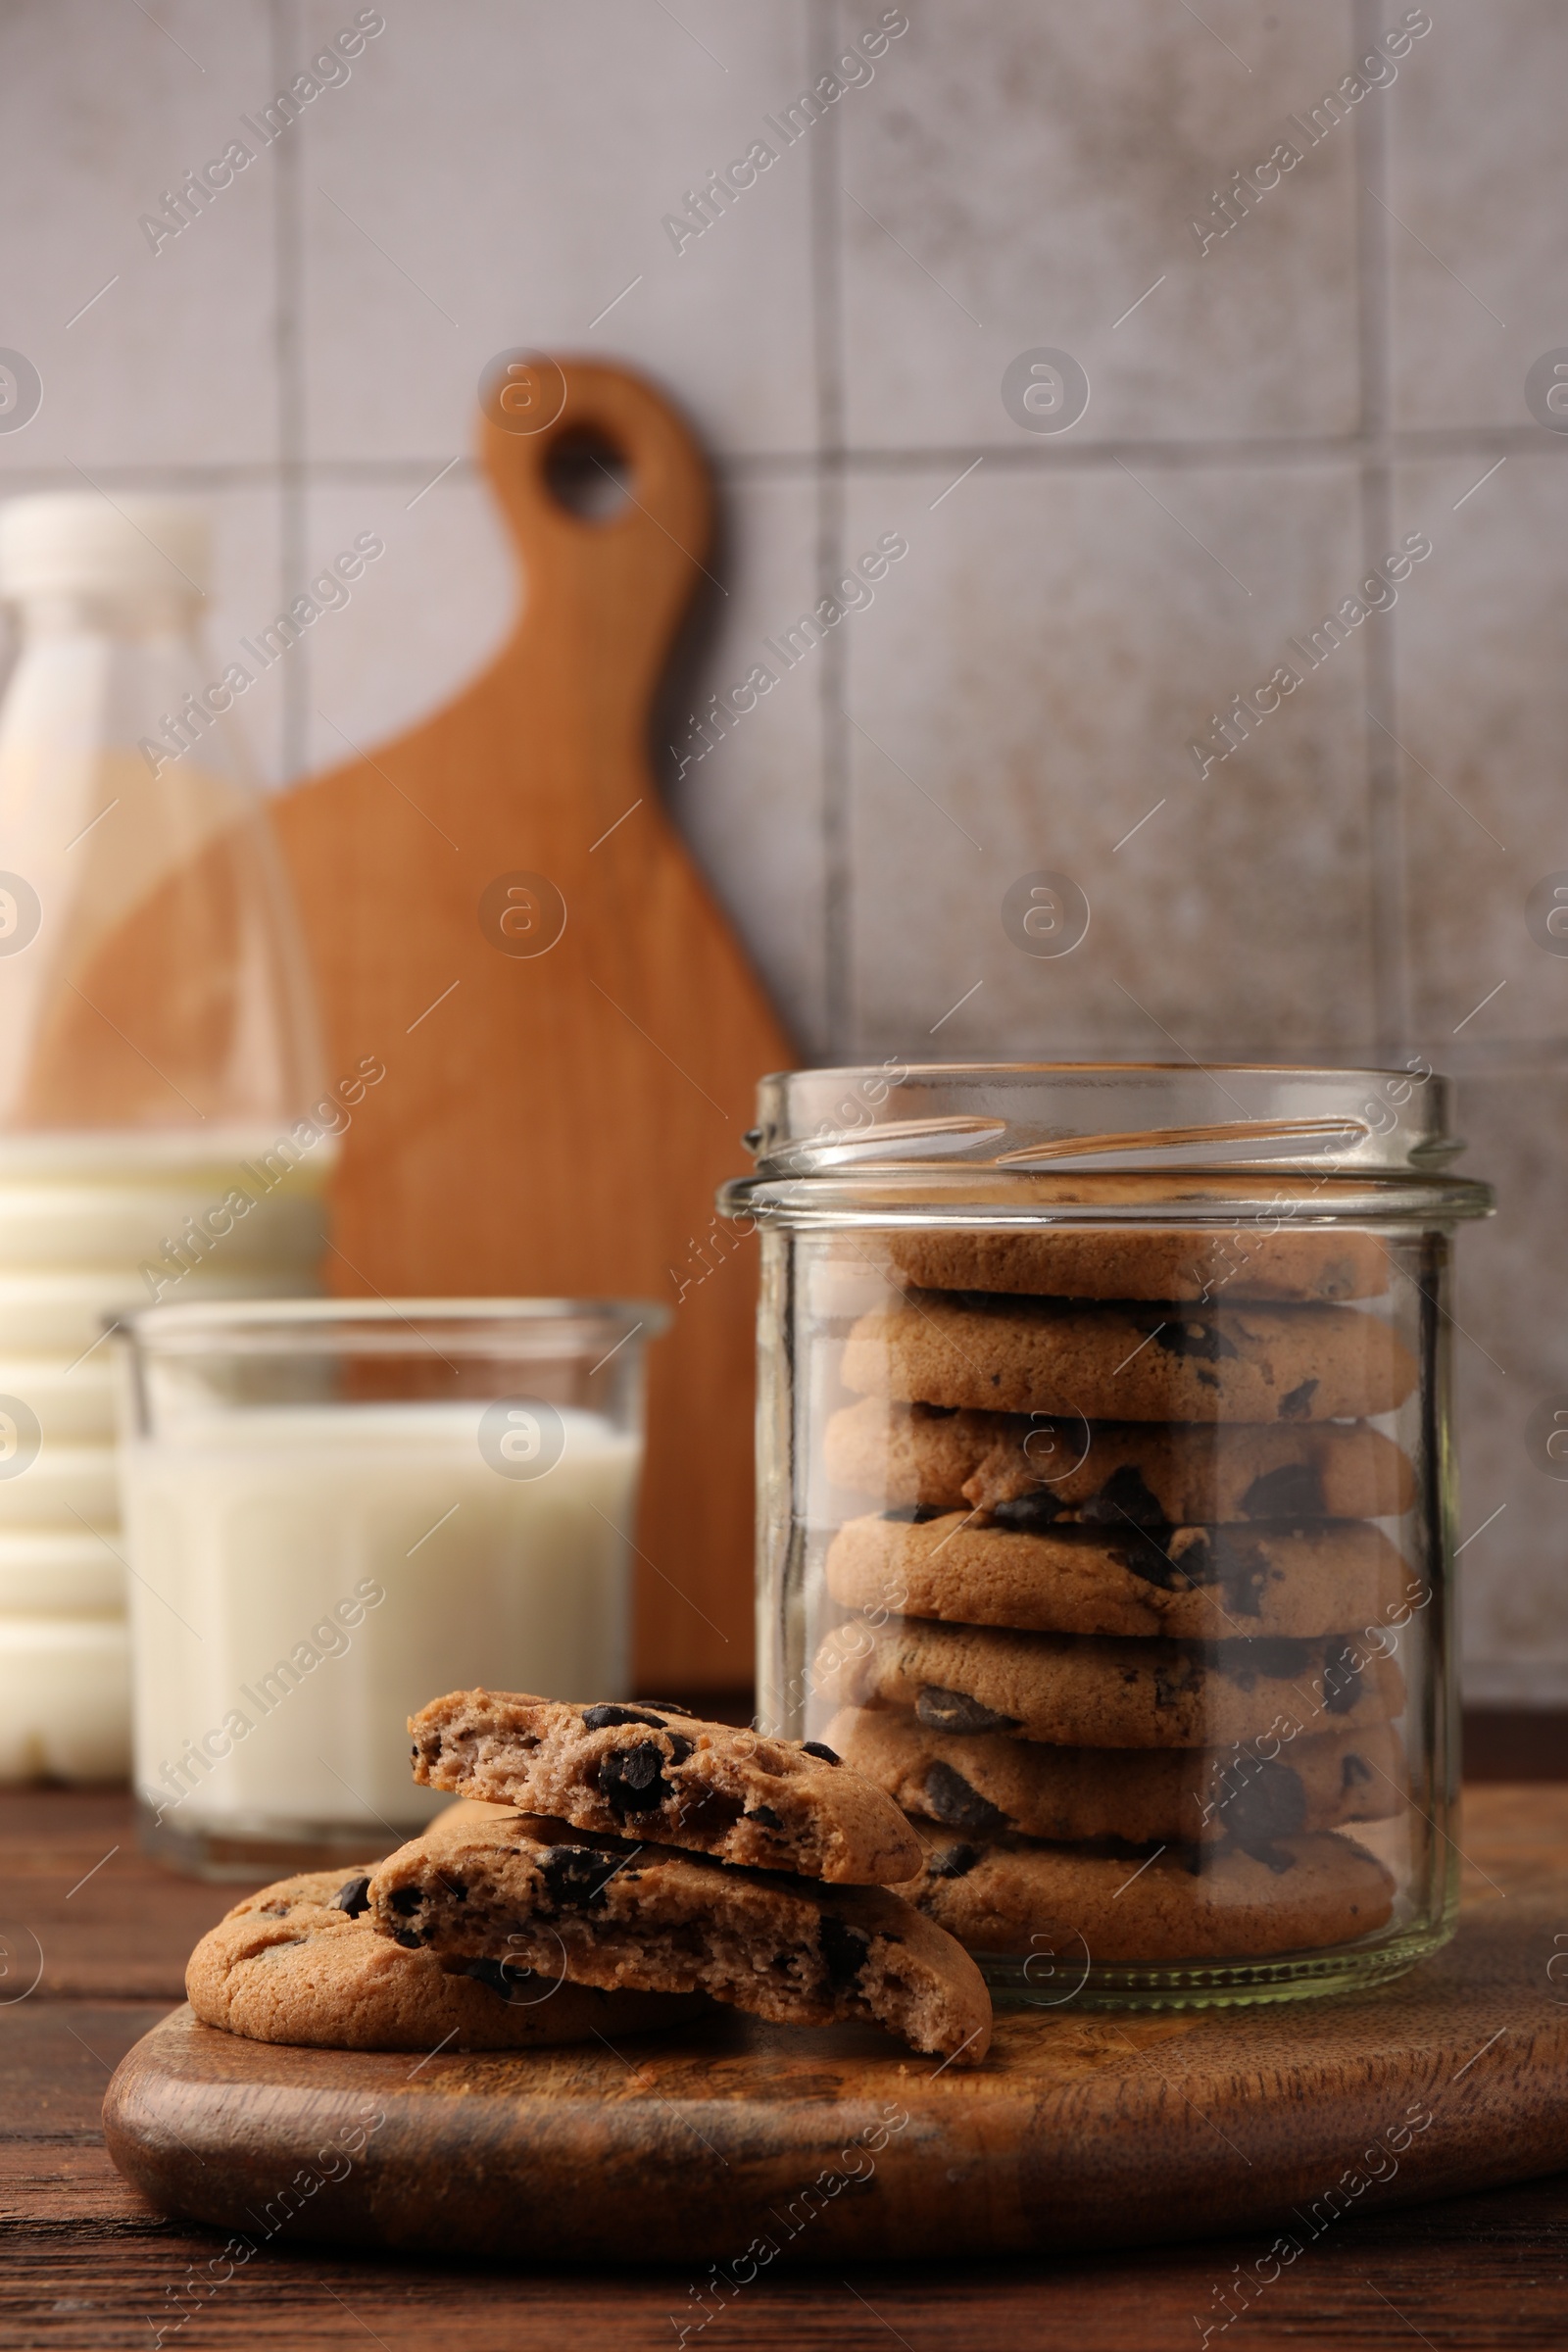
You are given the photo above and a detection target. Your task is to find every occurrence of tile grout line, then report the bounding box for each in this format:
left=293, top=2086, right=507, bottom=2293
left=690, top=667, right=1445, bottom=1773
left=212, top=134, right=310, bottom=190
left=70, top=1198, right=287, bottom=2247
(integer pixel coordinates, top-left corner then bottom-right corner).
left=0, top=428, right=1559, bottom=501
left=811, top=0, right=851, bottom=1058
left=271, top=0, right=310, bottom=782
left=1354, top=0, right=1409, bottom=1059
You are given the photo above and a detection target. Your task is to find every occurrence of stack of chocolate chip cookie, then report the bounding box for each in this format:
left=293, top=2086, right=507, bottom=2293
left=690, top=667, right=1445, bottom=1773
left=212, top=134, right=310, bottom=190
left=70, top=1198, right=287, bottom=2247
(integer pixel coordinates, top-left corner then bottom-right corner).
left=814, top=1224, right=1421, bottom=1966
left=186, top=1691, right=991, bottom=2065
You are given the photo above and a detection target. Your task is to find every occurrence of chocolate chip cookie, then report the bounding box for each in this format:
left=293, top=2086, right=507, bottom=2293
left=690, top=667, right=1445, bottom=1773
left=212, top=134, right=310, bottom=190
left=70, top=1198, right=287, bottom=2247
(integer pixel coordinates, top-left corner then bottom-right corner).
left=827, top=1705, right=1403, bottom=1846
left=890, top=1225, right=1389, bottom=1306
left=826, top=1511, right=1417, bottom=1642
left=814, top=1617, right=1405, bottom=1749
left=185, top=1867, right=702, bottom=2050
left=368, top=1806, right=991, bottom=2064
left=898, top=1823, right=1396, bottom=1961
left=842, top=1294, right=1417, bottom=1423
left=409, top=1690, right=920, bottom=1885
left=823, top=1397, right=1415, bottom=1523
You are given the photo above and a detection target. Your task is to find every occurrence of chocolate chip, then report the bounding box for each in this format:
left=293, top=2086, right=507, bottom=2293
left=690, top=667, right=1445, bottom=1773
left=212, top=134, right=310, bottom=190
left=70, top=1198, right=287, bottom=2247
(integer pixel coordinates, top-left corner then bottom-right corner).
left=802, top=1740, right=840, bottom=1765
left=747, top=1804, right=784, bottom=1831
left=1342, top=1750, right=1373, bottom=1788
left=1164, top=1527, right=1210, bottom=1585
left=463, top=1955, right=538, bottom=2001
left=1241, top=1461, right=1325, bottom=1519
left=463, top=1955, right=512, bottom=1999
left=1277, top=1379, right=1318, bottom=1421
left=1107, top=1523, right=1183, bottom=1591
left=597, top=1740, right=673, bottom=1815
left=1322, top=1639, right=1363, bottom=1716
left=1079, top=1465, right=1166, bottom=1527
left=329, top=1875, right=372, bottom=1917
left=915, top=1685, right=1021, bottom=1735
left=819, top=1914, right=871, bottom=1987
left=583, top=1704, right=666, bottom=1731
left=1218, top=1757, right=1307, bottom=1850
left=1200, top=1531, right=1270, bottom=1617
left=388, top=1886, right=423, bottom=1916
left=538, top=1843, right=623, bottom=1909
left=884, top=1502, right=947, bottom=1525
left=1153, top=1319, right=1239, bottom=1363
left=1152, top=1657, right=1191, bottom=1709
left=393, top=1930, right=423, bottom=1948
left=664, top=1734, right=694, bottom=1766
left=923, top=1761, right=1008, bottom=1836
left=927, top=1842, right=981, bottom=1880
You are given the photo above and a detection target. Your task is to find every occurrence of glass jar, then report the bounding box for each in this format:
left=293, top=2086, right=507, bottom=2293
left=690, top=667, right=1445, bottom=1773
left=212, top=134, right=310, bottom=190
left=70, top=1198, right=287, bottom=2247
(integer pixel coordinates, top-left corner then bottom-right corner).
left=116, top=1297, right=665, bottom=1878
left=720, top=1063, right=1492, bottom=2010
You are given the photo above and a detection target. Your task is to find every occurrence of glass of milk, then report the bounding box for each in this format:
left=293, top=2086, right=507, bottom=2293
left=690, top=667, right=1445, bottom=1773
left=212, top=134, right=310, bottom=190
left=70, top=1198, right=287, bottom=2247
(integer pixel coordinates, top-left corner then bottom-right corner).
left=116, top=1297, right=667, bottom=1877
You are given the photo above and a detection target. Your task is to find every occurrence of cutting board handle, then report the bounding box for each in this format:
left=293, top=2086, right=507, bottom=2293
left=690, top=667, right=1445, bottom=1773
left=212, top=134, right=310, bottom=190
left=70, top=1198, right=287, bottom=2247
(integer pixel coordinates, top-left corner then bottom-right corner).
left=478, top=355, right=714, bottom=753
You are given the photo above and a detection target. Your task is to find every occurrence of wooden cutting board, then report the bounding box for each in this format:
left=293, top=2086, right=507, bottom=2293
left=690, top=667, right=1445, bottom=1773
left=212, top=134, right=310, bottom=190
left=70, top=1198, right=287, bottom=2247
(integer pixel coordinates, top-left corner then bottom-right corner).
left=272, top=358, right=793, bottom=1690
left=102, top=1879, right=1568, bottom=2262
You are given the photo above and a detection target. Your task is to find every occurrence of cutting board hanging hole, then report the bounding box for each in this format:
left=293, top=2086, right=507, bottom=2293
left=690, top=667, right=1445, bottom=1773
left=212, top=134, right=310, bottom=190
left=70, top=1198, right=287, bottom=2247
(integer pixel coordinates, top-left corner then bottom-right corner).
left=544, top=427, right=634, bottom=523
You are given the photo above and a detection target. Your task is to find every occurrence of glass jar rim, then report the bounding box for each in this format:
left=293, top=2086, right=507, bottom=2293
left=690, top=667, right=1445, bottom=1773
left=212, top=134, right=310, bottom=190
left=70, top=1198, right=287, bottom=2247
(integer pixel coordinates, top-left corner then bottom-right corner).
left=113, top=1296, right=670, bottom=1358
left=740, top=1060, right=1473, bottom=1175
left=723, top=1060, right=1493, bottom=1224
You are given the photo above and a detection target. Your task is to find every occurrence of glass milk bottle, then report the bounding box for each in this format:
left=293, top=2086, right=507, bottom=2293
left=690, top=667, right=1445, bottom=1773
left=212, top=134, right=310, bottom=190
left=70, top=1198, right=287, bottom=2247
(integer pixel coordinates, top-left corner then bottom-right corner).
left=0, top=494, right=330, bottom=1782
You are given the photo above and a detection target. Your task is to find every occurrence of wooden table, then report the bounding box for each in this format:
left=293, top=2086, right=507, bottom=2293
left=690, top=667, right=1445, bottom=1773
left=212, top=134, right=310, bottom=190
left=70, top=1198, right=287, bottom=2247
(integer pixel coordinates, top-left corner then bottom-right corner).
left=5, top=1768, right=1568, bottom=2350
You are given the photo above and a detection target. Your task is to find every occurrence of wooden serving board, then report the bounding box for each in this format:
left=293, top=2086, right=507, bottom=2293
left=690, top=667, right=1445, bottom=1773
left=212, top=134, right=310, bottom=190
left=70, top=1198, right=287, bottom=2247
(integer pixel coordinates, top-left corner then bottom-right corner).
left=103, top=1877, right=1568, bottom=2262
left=272, top=357, right=793, bottom=1690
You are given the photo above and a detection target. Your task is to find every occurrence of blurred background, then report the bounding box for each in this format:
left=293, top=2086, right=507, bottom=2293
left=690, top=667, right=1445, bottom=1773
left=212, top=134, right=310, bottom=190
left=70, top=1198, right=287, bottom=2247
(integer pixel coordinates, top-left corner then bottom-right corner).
left=1, top=0, right=1563, bottom=1709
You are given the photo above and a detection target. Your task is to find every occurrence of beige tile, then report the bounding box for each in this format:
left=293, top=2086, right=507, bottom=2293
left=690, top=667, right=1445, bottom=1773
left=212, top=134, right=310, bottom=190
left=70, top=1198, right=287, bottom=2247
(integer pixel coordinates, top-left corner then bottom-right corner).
left=0, top=0, right=278, bottom=472
left=298, top=0, right=817, bottom=466
left=1393, top=456, right=1568, bottom=1046
left=660, top=476, right=827, bottom=1054
left=843, top=456, right=1378, bottom=1059
left=301, top=471, right=515, bottom=781
left=839, top=0, right=1360, bottom=449
left=1387, top=0, right=1562, bottom=432
left=301, top=470, right=825, bottom=1051
left=1451, top=1069, right=1568, bottom=1701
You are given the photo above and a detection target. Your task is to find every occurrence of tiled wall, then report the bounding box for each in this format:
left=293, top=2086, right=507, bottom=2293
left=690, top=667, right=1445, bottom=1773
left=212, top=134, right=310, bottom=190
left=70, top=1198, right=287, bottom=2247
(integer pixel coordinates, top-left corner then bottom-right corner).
left=4, top=0, right=1566, bottom=1697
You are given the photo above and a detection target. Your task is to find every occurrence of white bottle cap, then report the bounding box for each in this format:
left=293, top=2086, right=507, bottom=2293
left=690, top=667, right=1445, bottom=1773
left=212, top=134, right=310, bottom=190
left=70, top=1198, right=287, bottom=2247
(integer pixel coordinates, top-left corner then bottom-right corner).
left=0, top=493, right=209, bottom=602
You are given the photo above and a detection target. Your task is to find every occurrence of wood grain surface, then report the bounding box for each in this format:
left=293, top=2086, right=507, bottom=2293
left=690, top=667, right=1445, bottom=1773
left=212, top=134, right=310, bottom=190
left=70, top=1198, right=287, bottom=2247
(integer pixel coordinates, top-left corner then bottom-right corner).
left=5, top=1784, right=1568, bottom=2348
left=271, top=358, right=793, bottom=1691
left=99, top=1881, right=1568, bottom=2265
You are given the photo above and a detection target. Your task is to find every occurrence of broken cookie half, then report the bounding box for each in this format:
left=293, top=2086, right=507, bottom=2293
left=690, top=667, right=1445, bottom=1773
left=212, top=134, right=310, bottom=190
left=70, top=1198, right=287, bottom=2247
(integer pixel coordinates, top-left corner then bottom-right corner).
left=185, top=1867, right=703, bottom=2051
left=368, top=1805, right=991, bottom=2065
left=409, top=1688, right=922, bottom=1885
